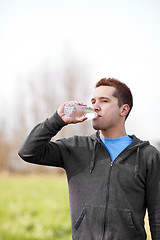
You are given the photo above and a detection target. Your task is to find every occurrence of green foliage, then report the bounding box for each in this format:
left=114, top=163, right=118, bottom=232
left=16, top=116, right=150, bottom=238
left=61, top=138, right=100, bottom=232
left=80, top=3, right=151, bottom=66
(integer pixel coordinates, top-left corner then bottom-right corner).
left=0, top=175, right=71, bottom=240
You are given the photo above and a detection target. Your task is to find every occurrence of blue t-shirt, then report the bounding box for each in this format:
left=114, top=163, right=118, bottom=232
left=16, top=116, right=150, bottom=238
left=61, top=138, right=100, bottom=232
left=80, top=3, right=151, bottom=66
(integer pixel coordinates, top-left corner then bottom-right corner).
left=100, top=135, right=133, bottom=161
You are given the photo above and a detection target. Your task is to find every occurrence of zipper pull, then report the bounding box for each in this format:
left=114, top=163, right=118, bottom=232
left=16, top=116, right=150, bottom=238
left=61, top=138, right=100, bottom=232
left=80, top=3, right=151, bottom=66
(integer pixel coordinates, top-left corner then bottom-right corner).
left=111, top=161, right=113, bottom=167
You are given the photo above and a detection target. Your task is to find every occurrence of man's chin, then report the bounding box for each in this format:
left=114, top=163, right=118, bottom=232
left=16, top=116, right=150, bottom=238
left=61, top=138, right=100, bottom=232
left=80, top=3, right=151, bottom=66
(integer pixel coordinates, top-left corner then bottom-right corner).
left=92, top=123, right=101, bottom=131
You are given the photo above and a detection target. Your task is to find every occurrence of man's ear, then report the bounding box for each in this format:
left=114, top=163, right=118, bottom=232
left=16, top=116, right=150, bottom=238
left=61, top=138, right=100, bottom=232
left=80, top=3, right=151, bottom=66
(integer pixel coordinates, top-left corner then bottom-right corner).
left=120, top=104, right=130, bottom=117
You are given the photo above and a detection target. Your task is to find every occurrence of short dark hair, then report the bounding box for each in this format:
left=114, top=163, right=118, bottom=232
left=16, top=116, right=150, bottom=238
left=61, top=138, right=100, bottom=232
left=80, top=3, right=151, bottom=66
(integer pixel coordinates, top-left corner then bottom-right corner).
left=96, top=78, right=133, bottom=119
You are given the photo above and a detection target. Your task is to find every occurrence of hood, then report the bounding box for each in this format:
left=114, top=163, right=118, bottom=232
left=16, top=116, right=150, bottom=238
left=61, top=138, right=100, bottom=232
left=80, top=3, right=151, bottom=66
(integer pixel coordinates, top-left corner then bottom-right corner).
left=89, top=132, right=150, bottom=175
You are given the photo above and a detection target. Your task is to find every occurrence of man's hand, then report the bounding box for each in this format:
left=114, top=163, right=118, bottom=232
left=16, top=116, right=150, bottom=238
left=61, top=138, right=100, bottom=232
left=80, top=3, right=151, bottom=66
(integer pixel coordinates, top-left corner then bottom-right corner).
left=57, top=101, right=87, bottom=124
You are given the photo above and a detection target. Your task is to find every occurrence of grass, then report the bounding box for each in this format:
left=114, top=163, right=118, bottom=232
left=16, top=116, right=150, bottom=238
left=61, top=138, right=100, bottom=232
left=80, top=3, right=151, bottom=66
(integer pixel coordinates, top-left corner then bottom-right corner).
left=0, top=174, right=152, bottom=240
left=0, top=174, right=71, bottom=240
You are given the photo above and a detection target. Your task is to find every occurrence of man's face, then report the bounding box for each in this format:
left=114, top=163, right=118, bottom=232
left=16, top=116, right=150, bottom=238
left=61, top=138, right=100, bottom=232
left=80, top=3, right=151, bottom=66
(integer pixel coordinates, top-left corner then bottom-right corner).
left=91, top=85, right=122, bottom=133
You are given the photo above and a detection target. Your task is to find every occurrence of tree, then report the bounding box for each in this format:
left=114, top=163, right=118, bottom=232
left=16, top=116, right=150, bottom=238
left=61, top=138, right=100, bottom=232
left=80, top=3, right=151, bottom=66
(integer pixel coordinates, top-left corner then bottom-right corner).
left=0, top=129, right=10, bottom=172
left=10, top=53, right=94, bottom=173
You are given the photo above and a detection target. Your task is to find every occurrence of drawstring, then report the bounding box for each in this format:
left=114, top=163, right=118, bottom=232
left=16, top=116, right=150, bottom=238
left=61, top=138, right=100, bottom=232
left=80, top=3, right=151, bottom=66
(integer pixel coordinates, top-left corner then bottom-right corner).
left=90, top=141, right=98, bottom=173
left=134, top=147, right=140, bottom=178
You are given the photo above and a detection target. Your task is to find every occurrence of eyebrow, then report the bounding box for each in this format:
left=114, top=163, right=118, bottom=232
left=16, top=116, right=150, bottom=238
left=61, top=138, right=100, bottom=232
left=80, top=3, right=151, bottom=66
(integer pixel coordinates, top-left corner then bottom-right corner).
left=91, top=96, right=111, bottom=102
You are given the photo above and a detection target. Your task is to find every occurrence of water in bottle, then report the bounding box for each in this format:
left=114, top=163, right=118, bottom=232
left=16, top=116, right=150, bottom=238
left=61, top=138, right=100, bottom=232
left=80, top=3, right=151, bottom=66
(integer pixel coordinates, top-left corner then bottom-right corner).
left=64, top=103, right=97, bottom=120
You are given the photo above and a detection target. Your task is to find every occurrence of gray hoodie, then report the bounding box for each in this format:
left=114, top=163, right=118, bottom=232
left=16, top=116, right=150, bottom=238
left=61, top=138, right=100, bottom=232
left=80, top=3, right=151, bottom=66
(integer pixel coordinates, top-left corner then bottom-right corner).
left=18, top=112, right=160, bottom=240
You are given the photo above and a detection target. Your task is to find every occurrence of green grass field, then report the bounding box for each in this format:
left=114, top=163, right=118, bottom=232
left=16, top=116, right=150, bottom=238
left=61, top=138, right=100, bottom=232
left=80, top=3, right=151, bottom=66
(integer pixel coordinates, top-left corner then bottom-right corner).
left=0, top=175, right=71, bottom=240
left=0, top=175, right=151, bottom=240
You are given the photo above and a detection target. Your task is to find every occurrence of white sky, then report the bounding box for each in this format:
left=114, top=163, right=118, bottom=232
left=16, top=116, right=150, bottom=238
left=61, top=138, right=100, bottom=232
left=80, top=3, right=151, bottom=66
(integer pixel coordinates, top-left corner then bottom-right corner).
left=0, top=0, right=160, bottom=145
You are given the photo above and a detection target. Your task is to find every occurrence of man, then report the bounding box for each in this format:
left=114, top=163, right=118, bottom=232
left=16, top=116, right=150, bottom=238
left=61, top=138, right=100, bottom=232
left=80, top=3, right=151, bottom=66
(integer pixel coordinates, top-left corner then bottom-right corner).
left=18, top=78, right=160, bottom=240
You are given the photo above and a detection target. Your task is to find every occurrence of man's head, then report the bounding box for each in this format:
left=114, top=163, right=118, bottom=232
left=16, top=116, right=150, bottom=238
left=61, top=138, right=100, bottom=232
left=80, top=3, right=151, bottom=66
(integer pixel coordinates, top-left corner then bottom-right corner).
left=91, top=78, right=133, bottom=137
left=95, top=78, right=133, bottom=119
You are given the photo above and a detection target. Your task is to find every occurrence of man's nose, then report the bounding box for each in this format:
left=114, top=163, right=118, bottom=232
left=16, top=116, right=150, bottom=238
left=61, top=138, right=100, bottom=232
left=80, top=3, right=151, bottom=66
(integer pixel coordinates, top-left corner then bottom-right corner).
left=93, top=103, right=100, bottom=111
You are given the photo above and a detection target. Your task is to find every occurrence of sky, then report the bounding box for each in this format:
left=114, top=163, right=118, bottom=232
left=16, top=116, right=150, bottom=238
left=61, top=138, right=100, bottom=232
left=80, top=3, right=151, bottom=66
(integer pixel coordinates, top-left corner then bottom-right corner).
left=0, top=0, right=160, bottom=145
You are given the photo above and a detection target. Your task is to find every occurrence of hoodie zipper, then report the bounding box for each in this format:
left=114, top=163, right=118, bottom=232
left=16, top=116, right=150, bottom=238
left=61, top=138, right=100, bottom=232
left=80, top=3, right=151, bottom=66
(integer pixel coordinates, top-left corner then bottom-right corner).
left=101, top=160, right=113, bottom=240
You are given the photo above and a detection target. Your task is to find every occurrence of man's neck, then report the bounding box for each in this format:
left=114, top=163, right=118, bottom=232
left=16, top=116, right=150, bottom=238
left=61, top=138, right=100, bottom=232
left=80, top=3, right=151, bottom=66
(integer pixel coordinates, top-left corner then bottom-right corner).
left=100, top=128, right=127, bottom=139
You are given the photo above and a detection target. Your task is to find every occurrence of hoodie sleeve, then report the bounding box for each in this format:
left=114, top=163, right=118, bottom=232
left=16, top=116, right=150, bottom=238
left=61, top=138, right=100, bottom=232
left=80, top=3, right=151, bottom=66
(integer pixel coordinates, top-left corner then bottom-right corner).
left=145, top=147, right=160, bottom=240
left=18, top=111, right=68, bottom=168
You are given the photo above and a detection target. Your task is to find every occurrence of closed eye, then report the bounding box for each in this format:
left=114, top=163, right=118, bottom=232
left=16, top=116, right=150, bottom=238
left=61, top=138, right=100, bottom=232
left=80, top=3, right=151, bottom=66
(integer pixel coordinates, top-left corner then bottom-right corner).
left=91, top=99, right=96, bottom=104
left=91, top=97, right=111, bottom=104
left=100, top=97, right=111, bottom=103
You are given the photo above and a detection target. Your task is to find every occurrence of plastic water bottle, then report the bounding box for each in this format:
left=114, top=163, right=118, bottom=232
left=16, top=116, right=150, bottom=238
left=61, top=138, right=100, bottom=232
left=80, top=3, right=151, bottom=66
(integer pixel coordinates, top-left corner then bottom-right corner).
left=64, top=103, right=97, bottom=120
